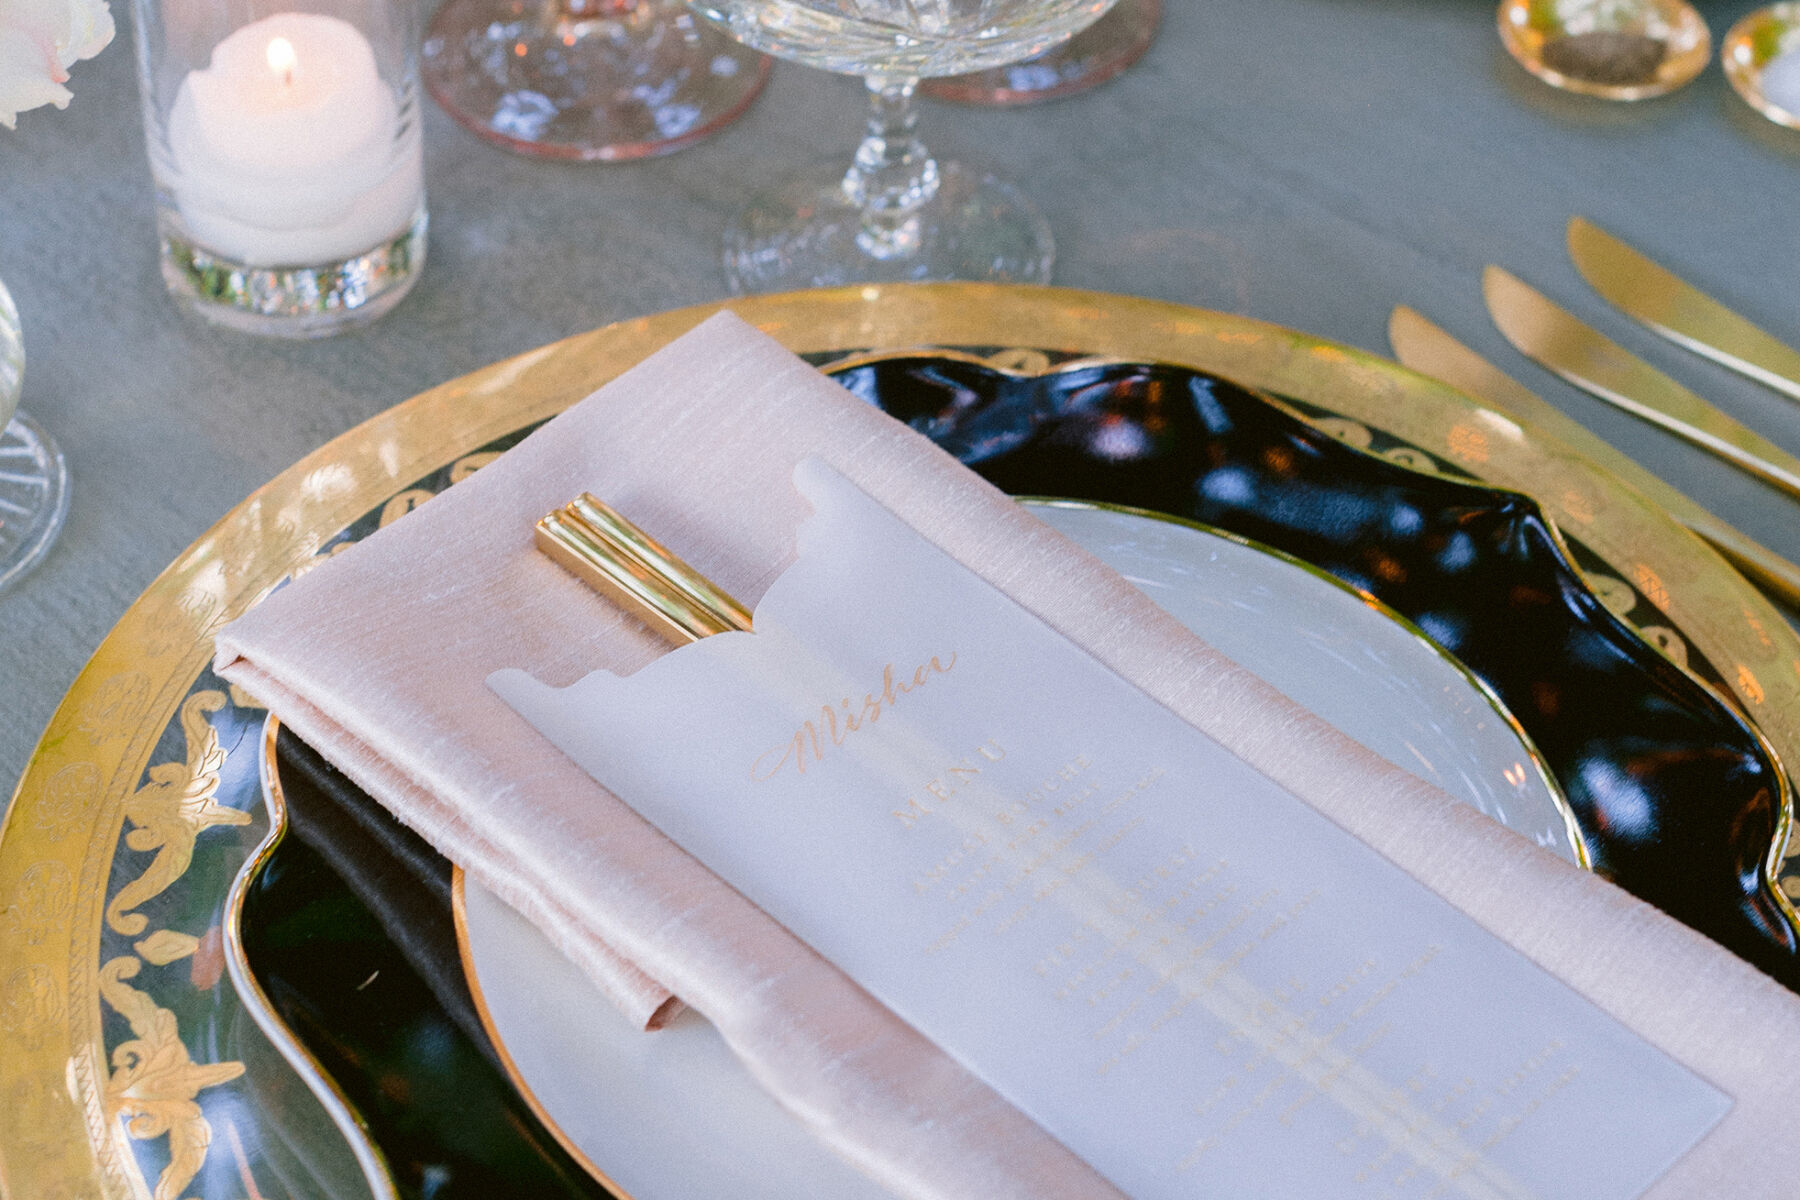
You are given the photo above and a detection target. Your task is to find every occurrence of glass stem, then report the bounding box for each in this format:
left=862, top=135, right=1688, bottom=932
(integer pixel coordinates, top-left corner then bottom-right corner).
left=842, top=75, right=939, bottom=261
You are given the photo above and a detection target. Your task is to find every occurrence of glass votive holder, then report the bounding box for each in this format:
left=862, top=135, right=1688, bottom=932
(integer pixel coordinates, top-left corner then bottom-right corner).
left=132, top=0, right=426, bottom=337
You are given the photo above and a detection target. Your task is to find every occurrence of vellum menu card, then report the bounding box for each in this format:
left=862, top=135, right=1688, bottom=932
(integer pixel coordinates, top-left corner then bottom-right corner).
left=490, top=459, right=1728, bottom=1199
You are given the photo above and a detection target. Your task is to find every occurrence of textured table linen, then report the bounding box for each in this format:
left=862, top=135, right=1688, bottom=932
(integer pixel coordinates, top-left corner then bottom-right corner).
left=215, top=313, right=1800, bottom=1198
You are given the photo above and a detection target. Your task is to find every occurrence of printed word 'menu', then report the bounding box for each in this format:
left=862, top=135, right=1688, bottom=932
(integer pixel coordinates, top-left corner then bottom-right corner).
left=893, top=740, right=1010, bottom=829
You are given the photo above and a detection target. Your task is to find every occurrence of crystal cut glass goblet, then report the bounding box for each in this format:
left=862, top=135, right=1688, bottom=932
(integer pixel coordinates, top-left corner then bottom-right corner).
left=0, top=278, right=70, bottom=593
left=688, top=0, right=1120, bottom=293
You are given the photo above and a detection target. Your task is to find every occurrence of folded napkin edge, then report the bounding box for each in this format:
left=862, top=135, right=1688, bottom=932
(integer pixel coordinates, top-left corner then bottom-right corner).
left=220, top=658, right=682, bottom=1030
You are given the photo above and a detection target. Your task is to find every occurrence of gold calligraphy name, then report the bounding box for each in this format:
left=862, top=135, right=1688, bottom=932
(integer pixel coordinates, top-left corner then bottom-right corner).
left=751, top=653, right=958, bottom=782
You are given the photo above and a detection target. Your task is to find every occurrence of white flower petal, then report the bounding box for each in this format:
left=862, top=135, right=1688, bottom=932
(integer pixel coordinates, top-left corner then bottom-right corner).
left=0, top=24, right=71, bottom=128
left=0, top=0, right=111, bottom=72
left=53, top=0, right=110, bottom=68
left=0, top=0, right=63, bottom=53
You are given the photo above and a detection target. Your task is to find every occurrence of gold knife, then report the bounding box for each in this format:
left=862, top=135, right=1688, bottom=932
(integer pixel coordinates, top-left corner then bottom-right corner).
left=1483, top=266, right=1800, bottom=502
left=1568, top=217, right=1800, bottom=404
left=1389, top=306, right=1800, bottom=611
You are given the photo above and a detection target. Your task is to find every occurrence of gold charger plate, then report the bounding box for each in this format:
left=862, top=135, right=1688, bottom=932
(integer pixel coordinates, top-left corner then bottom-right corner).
left=6, top=282, right=1800, bottom=1200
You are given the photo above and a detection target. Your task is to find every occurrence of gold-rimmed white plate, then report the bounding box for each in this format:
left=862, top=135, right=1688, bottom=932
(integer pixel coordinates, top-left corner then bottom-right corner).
left=450, top=499, right=1576, bottom=1200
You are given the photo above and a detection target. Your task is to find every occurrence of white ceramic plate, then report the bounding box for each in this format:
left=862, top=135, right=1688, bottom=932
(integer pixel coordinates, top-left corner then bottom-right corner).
left=1032, top=504, right=1573, bottom=861
left=460, top=503, right=1574, bottom=1200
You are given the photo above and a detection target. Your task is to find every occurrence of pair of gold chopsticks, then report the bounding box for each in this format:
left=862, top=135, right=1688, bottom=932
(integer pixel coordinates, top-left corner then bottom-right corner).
left=536, top=495, right=752, bottom=643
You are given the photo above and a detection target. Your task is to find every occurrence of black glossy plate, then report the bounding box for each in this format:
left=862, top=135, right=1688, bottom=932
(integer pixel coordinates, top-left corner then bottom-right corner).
left=835, top=355, right=1794, bottom=975
left=238, top=354, right=1794, bottom=1200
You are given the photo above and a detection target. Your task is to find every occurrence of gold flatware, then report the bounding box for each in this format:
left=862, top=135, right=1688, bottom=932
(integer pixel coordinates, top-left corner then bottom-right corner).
left=536, top=497, right=751, bottom=642
left=1567, top=217, right=1800, bottom=403
left=1483, top=265, right=1800, bottom=503
left=1390, top=306, right=1800, bottom=611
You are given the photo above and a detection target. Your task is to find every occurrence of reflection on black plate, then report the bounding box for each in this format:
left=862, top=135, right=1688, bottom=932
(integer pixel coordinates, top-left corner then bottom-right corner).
left=836, top=354, right=1796, bottom=981
left=237, top=355, right=1795, bottom=1200
left=241, top=729, right=610, bottom=1199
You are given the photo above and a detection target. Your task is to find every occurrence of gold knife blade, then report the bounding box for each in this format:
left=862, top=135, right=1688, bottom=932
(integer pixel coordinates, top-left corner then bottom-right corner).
left=1568, top=217, right=1800, bottom=404
left=1389, top=306, right=1800, bottom=611
left=1482, top=265, right=1800, bottom=502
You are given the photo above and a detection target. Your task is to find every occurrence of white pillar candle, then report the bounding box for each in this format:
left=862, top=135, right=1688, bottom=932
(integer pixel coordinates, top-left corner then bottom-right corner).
left=166, top=12, right=422, bottom=267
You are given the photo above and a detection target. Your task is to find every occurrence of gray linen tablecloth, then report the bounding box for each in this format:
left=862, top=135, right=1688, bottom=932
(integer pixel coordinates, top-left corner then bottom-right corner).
left=2, top=0, right=1797, bottom=798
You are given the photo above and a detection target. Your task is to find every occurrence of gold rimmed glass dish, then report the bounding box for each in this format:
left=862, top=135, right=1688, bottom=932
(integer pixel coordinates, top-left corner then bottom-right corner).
left=1497, top=0, right=1711, bottom=100
left=1723, top=3, right=1800, bottom=129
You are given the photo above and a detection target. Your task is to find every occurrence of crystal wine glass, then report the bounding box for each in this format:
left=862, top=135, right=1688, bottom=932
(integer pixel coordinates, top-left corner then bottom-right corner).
left=423, top=0, right=771, bottom=161
left=924, top=0, right=1158, bottom=106
left=688, top=0, right=1120, bottom=293
left=0, top=278, right=70, bottom=593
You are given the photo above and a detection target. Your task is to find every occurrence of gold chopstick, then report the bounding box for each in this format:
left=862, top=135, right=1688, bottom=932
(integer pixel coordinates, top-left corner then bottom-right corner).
left=534, top=499, right=751, bottom=643
left=568, top=494, right=754, bottom=634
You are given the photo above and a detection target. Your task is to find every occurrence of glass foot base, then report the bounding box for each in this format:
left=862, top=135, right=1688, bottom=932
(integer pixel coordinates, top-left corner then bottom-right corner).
left=161, top=212, right=427, bottom=339
left=423, top=0, right=770, bottom=161
left=724, top=160, right=1054, bottom=294
left=922, top=0, right=1161, bottom=105
left=0, top=411, right=70, bottom=592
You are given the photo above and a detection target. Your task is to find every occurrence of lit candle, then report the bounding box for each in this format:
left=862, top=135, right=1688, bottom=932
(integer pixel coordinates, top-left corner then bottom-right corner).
left=165, top=12, right=422, bottom=267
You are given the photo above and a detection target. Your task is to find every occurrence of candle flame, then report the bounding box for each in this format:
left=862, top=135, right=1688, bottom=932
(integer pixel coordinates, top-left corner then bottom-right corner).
left=266, top=35, right=297, bottom=82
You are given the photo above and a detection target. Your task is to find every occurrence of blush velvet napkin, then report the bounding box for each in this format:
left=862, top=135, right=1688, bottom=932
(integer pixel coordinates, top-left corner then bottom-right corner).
left=216, top=312, right=1800, bottom=1197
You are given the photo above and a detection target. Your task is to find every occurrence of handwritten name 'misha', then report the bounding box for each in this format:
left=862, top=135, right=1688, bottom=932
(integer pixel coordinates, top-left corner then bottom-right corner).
left=750, top=653, right=958, bottom=782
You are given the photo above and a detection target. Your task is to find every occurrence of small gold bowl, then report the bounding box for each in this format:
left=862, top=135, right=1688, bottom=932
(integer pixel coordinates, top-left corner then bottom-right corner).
left=1723, top=3, right=1800, bottom=129
left=1498, top=0, right=1711, bottom=101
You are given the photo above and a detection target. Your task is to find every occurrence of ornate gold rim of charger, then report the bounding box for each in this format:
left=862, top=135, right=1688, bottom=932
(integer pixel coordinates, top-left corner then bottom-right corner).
left=5, top=282, right=1800, bottom=1200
